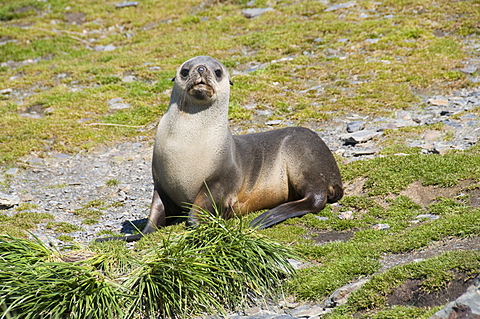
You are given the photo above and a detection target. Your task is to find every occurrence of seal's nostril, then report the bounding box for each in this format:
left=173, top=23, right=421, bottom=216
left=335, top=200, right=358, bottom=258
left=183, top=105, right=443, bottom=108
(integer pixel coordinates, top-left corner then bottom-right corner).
left=197, top=66, right=206, bottom=74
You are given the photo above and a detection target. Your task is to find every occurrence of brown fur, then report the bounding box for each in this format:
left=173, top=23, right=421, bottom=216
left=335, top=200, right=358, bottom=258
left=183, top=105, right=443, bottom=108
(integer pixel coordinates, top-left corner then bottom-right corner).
left=97, top=56, right=343, bottom=242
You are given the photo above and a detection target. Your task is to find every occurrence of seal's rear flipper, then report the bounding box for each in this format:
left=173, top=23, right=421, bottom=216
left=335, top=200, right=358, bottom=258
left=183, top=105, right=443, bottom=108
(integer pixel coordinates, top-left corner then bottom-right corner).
left=250, top=209, right=310, bottom=229
left=249, top=192, right=327, bottom=229
left=95, top=233, right=144, bottom=243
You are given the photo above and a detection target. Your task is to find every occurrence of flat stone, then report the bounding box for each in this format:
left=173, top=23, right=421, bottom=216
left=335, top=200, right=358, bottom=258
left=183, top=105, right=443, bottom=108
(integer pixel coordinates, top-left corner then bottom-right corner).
left=341, top=130, right=381, bottom=145
left=0, top=192, right=20, bottom=209
left=428, top=98, right=449, bottom=106
left=5, top=168, right=19, bottom=175
left=324, top=1, right=357, bottom=12
left=115, top=1, right=138, bottom=8
left=94, top=44, right=116, bottom=52
left=291, top=305, right=328, bottom=317
left=393, top=119, right=417, bottom=128
left=0, top=88, right=12, bottom=94
left=415, top=214, right=440, bottom=221
left=352, top=149, right=377, bottom=157
left=265, top=120, right=282, bottom=126
left=423, top=130, right=442, bottom=141
left=242, top=8, right=274, bottom=18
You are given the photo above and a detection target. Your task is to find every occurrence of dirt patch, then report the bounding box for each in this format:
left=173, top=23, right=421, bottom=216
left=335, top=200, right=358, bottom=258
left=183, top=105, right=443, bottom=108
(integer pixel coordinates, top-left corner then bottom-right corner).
left=343, top=178, right=367, bottom=197
left=399, top=180, right=466, bottom=207
left=387, top=271, right=474, bottom=308
left=466, top=187, right=480, bottom=207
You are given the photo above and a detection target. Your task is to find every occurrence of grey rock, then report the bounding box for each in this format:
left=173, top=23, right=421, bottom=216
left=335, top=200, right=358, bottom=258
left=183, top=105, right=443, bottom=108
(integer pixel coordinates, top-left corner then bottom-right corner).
left=429, top=275, right=480, bottom=319
left=364, top=38, right=379, bottom=44
left=0, top=88, right=12, bottom=94
left=340, top=130, right=382, bottom=145
left=242, top=8, right=274, bottom=18
left=415, top=214, right=440, bottom=221
left=291, top=305, right=328, bottom=317
left=94, top=44, right=116, bottom=52
left=324, top=1, right=356, bottom=12
left=0, top=192, right=20, bottom=209
left=108, top=98, right=131, bottom=110
left=352, top=149, right=377, bottom=157
left=338, top=210, right=354, bottom=220
left=459, top=65, right=479, bottom=74
left=5, top=167, right=19, bottom=175
left=372, top=224, right=390, bottom=231
left=121, top=75, right=136, bottom=83
left=115, top=1, right=138, bottom=8
left=428, top=98, right=449, bottom=106
left=325, top=278, right=369, bottom=308
left=265, top=120, right=282, bottom=126
left=346, top=121, right=365, bottom=133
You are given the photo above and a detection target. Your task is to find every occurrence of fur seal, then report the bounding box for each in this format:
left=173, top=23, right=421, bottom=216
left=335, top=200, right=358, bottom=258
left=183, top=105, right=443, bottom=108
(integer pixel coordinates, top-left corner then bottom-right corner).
left=97, top=56, right=343, bottom=242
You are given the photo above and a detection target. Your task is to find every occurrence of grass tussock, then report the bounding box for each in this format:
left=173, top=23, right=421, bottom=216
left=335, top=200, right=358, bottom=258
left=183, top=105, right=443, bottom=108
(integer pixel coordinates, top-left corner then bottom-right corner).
left=0, top=209, right=298, bottom=319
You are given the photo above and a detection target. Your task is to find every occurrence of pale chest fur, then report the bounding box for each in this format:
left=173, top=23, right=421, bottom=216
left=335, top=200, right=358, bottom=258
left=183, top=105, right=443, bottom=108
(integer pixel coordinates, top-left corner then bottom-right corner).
left=152, top=108, right=231, bottom=206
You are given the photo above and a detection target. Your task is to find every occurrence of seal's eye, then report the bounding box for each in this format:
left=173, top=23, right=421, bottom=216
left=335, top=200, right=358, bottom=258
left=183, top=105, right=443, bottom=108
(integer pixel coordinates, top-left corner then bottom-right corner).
left=180, top=69, right=190, bottom=77
left=214, top=69, right=223, bottom=78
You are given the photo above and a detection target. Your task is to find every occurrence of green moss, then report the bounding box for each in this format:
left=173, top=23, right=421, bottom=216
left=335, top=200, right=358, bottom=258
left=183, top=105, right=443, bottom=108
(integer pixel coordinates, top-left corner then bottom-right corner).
left=46, top=222, right=82, bottom=233
left=15, top=203, right=38, bottom=212
left=73, top=208, right=103, bottom=219
left=341, top=153, right=480, bottom=196
left=84, top=200, right=106, bottom=208
left=0, top=211, right=54, bottom=235
left=105, top=179, right=120, bottom=186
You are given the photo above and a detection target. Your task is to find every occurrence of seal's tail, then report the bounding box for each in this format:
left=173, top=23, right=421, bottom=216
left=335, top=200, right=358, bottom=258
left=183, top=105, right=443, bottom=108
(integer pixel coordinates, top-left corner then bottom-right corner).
left=327, top=183, right=344, bottom=203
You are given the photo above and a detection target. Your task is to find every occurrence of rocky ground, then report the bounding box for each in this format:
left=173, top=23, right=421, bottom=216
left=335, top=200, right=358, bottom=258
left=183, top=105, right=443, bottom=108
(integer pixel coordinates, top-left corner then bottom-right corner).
left=1, top=84, right=479, bottom=318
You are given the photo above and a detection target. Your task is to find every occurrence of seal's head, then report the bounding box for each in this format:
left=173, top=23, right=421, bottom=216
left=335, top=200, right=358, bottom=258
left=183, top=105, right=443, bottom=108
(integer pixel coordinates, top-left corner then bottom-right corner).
left=173, top=56, right=231, bottom=103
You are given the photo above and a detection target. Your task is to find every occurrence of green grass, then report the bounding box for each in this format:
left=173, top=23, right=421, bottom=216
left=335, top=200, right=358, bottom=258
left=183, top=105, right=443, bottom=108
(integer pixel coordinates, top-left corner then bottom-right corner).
left=0, top=211, right=297, bottom=319
left=1, top=0, right=479, bottom=163
left=1, top=0, right=480, bottom=316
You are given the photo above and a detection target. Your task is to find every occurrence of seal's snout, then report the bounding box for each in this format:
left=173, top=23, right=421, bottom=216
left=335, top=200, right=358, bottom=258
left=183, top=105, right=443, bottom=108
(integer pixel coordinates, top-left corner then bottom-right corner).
left=186, top=64, right=216, bottom=101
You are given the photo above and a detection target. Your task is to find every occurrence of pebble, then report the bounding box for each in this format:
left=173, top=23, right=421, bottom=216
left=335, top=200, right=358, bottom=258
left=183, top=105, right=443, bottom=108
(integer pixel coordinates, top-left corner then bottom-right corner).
left=94, top=44, right=116, bottom=52
left=372, top=224, right=391, bottom=231
left=242, top=8, right=274, bottom=19
left=115, top=1, right=138, bottom=8
left=108, top=97, right=131, bottom=109
left=415, top=214, right=440, bottom=221
left=265, top=120, right=282, bottom=126
left=338, top=210, right=354, bottom=220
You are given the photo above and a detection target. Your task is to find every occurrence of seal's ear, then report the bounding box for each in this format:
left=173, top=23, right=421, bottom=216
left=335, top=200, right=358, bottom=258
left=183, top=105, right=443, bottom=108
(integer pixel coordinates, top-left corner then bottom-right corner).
left=229, top=79, right=234, bottom=86
left=171, top=77, right=176, bottom=82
